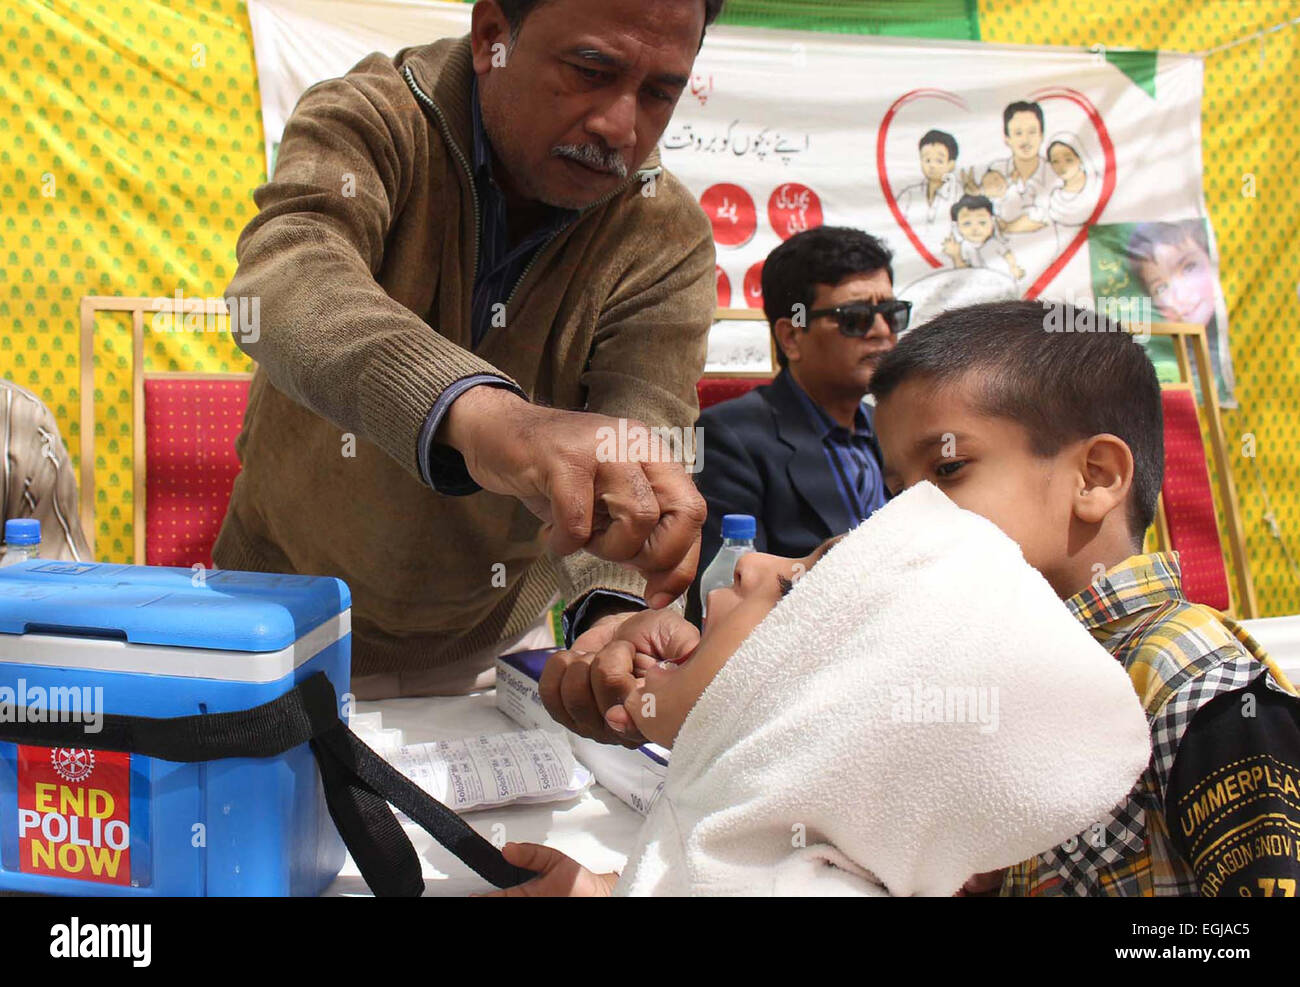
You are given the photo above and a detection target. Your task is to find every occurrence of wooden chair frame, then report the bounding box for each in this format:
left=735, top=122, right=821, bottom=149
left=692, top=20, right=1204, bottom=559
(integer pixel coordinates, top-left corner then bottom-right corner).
left=1146, top=321, right=1256, bottom=617
left=79, top=295, right=253, bottom=563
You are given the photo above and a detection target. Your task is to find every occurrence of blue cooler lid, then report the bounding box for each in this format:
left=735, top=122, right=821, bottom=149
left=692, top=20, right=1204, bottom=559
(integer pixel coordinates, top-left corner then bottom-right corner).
left=0, top=562, right=351, bottom=652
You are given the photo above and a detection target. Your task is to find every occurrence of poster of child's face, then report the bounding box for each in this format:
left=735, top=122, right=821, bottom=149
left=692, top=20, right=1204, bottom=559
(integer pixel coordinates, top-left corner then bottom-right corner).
left=1087, top=219, right=1236, bottom=407
left=1128, top=221, right=1218, bottom=327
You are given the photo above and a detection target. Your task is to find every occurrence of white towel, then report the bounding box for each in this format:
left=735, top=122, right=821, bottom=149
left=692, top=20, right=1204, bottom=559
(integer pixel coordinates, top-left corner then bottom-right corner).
left=615, top=482, right=1151, bottom=896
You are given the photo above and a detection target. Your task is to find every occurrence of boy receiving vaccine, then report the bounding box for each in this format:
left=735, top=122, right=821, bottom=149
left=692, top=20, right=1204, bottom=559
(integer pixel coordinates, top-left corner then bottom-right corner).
left=866, top=300, right=1300, bottom=896
left=494, top=472, right=1153, bottom=894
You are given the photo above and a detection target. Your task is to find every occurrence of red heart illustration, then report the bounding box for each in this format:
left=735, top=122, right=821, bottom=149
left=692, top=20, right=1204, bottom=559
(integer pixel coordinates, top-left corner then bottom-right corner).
left=877, top=86, right=1117, bottom=299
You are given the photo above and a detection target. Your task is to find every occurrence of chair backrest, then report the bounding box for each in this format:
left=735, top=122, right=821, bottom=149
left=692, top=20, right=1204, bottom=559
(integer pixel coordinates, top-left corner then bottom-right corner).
left=141, top=374, right=250, bottom=567
left=697, top=376, right=768, bottom=411
left=80, top=294, right=250, bottom=563
left=1159, top=386, right=1232, bottom=611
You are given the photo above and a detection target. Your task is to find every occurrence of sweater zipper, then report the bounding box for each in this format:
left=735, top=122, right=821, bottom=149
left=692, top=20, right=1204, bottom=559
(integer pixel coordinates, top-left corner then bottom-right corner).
left=404, top=65, right=480, bottom=291
left=502, top=164, right=658, bottom=312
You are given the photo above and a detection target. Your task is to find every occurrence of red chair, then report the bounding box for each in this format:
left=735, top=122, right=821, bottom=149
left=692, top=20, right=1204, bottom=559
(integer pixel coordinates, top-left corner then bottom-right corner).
left=1156, top=386, right=1232, bottom=612
left=79, top=295, right=253, bottom=566
left=141, top=375, right=251, bottom=567
left=697, top=376, right=768, bottom=411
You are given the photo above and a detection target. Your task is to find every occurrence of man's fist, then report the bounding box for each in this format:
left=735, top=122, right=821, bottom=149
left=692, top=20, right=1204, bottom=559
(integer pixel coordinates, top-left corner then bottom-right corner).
left=438, top=387, right=706, bottom=608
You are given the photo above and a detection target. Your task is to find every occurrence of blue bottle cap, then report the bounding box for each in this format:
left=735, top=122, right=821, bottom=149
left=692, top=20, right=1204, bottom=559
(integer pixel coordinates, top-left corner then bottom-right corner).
left=720, top=514, right=756, bottom=540
left=4, top=518, right=40, bottom=546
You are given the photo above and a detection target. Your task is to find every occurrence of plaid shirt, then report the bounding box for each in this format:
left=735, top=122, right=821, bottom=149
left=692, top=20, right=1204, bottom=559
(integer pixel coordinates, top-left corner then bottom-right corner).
left=1001, top=552, right=1298, bottom=897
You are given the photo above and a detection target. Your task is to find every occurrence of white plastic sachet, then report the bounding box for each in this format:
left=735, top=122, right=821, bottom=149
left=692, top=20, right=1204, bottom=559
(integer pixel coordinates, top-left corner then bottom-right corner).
left=390, top=729, right=592, bottom=813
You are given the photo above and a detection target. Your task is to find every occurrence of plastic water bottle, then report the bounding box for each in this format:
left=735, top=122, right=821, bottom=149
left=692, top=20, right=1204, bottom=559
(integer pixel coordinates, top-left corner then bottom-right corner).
left=0, top=518, right=41, bottom=567
left=698, top=514, right=756, bottom=620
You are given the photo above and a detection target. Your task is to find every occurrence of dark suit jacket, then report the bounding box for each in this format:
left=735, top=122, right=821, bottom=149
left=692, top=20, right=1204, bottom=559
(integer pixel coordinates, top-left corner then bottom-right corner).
left=688, top=369, right=887, bottom=625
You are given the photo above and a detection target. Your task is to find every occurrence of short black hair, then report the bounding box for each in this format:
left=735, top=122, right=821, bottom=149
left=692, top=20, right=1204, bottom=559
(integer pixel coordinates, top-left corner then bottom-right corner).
left=951, top=193, right=994, bottom=221
left=496, top=0, right=726, bottom=44
left=919, top=129, right=958, bottom=161
left=1002, top=100, right=1044, bottom=136
left=868, top=300, right=1164, bottom=544
left=761, top=226, right=894, bottom=368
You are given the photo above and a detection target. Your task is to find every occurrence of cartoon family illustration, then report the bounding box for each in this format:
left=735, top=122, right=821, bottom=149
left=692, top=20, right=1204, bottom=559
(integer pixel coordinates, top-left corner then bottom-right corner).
left=891, top=102, right=1234, bottom=403
left=896, top=100, right=1101, bottom=290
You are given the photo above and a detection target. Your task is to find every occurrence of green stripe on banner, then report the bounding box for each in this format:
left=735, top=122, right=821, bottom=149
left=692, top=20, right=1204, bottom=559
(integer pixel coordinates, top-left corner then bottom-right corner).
left=715, top=0, right=980, bottom=40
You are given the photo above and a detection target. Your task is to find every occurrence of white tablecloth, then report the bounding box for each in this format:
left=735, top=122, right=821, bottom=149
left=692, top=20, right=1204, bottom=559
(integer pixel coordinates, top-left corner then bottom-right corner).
left=323, top=690, right=644, bottom=897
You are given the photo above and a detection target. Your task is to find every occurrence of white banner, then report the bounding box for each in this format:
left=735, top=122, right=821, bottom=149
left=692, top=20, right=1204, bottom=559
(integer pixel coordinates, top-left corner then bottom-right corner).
left=248, top=0, right=1236, bottom=404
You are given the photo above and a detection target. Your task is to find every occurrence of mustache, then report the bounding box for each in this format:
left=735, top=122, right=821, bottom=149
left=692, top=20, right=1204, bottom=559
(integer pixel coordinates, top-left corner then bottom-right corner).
left=551, top=142, right=628, bottom=178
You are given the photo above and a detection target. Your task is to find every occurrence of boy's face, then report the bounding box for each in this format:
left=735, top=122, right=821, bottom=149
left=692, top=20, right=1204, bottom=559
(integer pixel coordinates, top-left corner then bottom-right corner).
left=625, top=536, right=843, bottom=747
left=920, top=143, right=955, bottom=182
left=956, top=206, right=995, bottom=245
left=873, top=374, right=1083, bottom=598
left=1004, top=111, right=1042, bottom=160
left=1135, top=236, right=1216, bottom=327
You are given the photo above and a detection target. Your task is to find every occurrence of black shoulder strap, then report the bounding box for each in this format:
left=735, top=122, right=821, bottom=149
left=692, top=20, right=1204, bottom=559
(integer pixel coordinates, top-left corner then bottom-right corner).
left=0, top=671, right=534, bottom=896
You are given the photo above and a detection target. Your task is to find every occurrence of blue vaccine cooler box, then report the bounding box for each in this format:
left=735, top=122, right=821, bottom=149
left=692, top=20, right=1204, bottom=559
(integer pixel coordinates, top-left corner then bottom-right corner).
left=0, top=560, right=351, bottom=896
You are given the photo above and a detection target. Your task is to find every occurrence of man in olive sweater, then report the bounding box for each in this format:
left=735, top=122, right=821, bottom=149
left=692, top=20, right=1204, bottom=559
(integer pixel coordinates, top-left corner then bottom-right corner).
left=214, top=0, right=722, bottom=696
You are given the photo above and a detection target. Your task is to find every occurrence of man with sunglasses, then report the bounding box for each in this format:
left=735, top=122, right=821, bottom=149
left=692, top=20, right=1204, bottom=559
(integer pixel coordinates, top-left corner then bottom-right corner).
left=687, top=226, right=906, bottom=625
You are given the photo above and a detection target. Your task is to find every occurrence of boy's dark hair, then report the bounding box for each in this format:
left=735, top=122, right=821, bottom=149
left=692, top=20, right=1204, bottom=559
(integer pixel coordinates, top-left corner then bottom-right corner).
left=919, top=129, right=958, bottom=161
left=497, top=0, right=725, bottom=44
left=761, top=226, right=894, bottom=368
left=951, top=194, right=994, bottom=221
left=869, top=300, right=1164, bottom=543
left=1127, top=219, right=1210, bottom=266
left=1002, top=100, right=1044, bottom=136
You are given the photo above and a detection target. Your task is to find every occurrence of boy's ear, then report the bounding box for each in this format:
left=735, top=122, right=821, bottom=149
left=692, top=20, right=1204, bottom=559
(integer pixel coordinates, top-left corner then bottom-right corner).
left=1073, top=434, right=1134, bottom=526
left=773, top=317, right=801, bottom=365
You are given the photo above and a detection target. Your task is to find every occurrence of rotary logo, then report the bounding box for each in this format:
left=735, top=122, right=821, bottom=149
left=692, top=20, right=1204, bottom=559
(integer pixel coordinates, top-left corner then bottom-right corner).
left=49, top=747, right=95, bottom=784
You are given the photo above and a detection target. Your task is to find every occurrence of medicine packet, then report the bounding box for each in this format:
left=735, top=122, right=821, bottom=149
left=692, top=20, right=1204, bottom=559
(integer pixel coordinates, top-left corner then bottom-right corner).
left=390, top=729, right=592, bottom=813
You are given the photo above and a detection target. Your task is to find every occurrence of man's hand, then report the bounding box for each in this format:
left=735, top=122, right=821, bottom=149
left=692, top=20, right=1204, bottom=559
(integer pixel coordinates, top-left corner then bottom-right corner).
left=438, top=387, right=706, bottom=607
left=570, top=607, right=638, bottom=656
left=478, top=843, right=617, bottom=897
left=540, top=608, right=700, bottom=747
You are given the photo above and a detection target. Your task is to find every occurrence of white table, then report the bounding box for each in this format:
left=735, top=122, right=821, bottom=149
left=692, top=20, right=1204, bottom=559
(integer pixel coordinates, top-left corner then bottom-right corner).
left=1242, top=615, right=1300, bottom=684
left=323, top=690, right=644, bottom=896
left=324, top=616, right=1300, bottom=897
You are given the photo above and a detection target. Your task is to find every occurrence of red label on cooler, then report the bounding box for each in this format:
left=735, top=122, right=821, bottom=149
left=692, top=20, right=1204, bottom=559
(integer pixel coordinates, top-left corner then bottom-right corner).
left=16, top=746, right=131, bottom=885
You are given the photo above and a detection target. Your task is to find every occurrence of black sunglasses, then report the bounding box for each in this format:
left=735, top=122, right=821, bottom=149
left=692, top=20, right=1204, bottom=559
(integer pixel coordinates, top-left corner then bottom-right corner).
left=806, top=299, right=912, bottom=336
